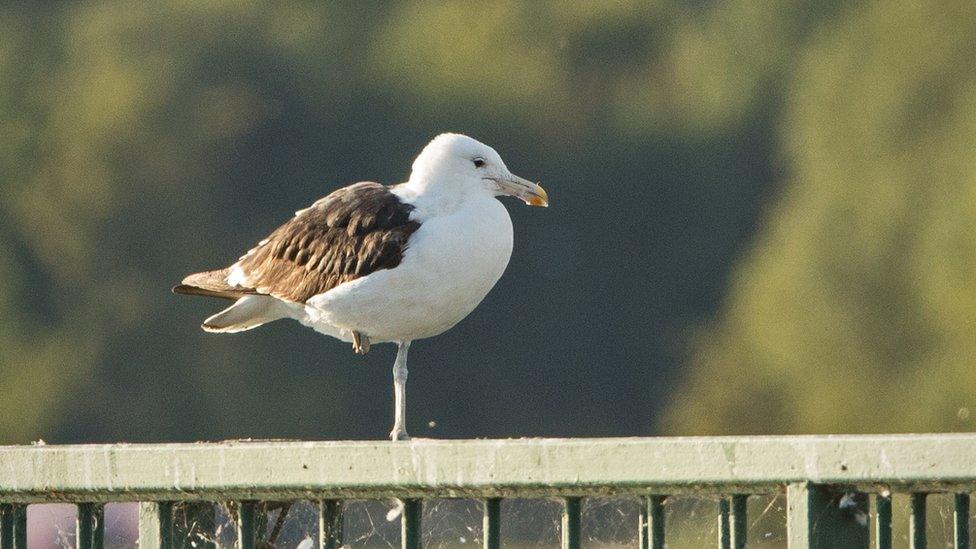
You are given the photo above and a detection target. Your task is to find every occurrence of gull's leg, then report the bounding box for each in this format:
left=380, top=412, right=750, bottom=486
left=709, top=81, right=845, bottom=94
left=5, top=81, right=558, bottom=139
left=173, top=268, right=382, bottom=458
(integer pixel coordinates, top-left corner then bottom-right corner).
left=390, top=340, right=411, bottom=441
left=352, top=331, right=370, bottom=355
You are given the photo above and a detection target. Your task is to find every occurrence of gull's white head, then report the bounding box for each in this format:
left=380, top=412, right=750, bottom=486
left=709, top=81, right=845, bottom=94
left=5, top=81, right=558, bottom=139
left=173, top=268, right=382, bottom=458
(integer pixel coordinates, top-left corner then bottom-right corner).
left=407, top=133, right=548, bottom=208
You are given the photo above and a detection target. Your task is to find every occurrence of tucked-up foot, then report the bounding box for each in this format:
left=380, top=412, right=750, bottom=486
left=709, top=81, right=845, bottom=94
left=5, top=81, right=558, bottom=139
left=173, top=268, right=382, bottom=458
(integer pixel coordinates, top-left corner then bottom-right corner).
left=352, top=331, right=370, bottom=355
left=390, top=427, right=410, bottom=441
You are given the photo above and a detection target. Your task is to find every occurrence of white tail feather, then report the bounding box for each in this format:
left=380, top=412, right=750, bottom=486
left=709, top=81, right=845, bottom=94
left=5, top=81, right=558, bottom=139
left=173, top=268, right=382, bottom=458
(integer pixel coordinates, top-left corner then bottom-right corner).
left=202, top=295, right=286, bottom=333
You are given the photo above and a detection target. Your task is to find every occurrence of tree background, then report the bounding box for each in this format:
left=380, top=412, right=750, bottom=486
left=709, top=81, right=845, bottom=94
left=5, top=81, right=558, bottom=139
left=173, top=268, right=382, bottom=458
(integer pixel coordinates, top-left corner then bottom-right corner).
left=1, top=1, right=974, bottom=444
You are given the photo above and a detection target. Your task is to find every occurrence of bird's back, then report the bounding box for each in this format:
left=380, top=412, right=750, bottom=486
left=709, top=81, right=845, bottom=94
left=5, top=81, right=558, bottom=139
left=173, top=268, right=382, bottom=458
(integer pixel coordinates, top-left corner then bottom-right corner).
left=304, top=193, right=514, bottom=342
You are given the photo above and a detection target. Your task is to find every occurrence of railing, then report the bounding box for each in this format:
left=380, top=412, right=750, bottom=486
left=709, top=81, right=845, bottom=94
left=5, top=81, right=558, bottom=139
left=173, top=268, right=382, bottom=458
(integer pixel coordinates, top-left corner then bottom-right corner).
left=1, top=434, right=975, bottom=548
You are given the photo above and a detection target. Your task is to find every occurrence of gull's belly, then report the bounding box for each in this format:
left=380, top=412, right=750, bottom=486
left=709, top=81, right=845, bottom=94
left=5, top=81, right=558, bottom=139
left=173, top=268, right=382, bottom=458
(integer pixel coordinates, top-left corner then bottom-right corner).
left=303, top=198, right=514, bottom=342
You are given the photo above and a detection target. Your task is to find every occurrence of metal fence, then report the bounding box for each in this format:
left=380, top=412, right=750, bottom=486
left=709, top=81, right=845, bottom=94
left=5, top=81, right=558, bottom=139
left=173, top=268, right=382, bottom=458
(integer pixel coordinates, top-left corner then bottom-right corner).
left=1, top=434, right=974, bottom=548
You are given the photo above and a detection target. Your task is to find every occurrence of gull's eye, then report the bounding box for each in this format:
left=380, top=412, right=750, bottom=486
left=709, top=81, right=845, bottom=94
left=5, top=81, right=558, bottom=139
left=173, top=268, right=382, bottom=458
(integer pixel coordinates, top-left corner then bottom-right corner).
left=472, top=157, right=485, bottom=168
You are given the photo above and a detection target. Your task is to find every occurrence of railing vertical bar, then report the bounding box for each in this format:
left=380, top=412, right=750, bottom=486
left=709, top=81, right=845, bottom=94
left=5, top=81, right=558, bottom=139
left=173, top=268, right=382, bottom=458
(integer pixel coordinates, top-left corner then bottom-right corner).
left=718, top=498, right=731, bottom=549
left=639, top=496, right=665, bottom=549
left=730, top=495, right=747, bottom=549
left=483, top=498, right=500, bottom=549
left=874, top=492, right=892, bottom=549
left=562, top=497, right=581, bottom=549
left=138, top=502, right=173, bottom=549
left=77, top=503, right=104, bottom=549
left=0, top=504, right=26, bottom=549
left=955, top=493, right=969, bottom=549
left=400, top=499, right=421, bottom=549
left=319, top=500, right=343, bottom=549
left=0, top=504, right=13, bottom=549
left=909, top=493, right=927, bottom=549
left=237, top=501, right=256, bottom=549
left=639, top=497, right=648, bottom=549
left=12, top=505, right=25, bottom=549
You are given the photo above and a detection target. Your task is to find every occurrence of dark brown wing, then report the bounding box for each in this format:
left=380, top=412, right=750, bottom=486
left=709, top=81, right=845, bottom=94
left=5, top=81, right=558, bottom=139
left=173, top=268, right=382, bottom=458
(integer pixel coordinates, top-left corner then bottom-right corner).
left=230, top=181, right=421, bottom=303
left=173, top=268, right=258, bottom=299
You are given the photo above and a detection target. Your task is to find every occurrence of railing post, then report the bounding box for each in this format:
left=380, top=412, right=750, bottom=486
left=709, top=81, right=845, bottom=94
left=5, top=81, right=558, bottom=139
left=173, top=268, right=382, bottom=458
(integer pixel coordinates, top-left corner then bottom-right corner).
left=719, top=498, right=731, bottom=549
left=237, top=501, right=256, bottom=549
left=787, top=483, right=868, bottom=549
left=718, top=495, right=747, bottom=548
left=639, top=496, right=665, bottom=549
left=483, top=498, right=500, bottom=549
left=562, top=497, right=581, bottom=549
left=0, top=504, right=27, bottom=549
left=730, top=495, right=747, bottom=549
left=77, top=503, right=104, bottom=549
left=0, top=505, right=10, bottom=549
left=909, top=493, right=926, bottom=549
left=319, top=500, right=343, bottom=549
left=139, top=502, right=173, bottom=549
left=400, top=499, right=421, bottom=549
left=955, top=493, right=969, bottom=549
left=875, top=492, right=892, bottom=549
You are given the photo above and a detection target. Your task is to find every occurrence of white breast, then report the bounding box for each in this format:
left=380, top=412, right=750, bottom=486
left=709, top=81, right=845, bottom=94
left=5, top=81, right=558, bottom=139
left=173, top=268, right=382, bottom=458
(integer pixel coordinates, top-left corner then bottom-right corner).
left=302, top=194, right=514, bottom=343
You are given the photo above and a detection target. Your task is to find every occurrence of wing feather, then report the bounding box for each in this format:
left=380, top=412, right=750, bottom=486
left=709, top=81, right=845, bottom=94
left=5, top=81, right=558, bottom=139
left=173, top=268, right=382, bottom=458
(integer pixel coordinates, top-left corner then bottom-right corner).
left=228, top=181, right=421, bottom=303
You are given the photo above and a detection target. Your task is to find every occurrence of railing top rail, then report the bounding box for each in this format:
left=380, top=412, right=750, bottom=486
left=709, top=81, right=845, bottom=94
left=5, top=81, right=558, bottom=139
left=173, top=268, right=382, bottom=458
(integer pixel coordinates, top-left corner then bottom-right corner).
left=1, top=434, right=974, bottom=503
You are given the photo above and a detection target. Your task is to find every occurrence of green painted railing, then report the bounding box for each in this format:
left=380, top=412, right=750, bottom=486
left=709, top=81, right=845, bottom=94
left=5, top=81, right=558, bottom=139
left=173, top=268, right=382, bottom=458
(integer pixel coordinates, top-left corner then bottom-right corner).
left=1, top=434, right=975, bottom=548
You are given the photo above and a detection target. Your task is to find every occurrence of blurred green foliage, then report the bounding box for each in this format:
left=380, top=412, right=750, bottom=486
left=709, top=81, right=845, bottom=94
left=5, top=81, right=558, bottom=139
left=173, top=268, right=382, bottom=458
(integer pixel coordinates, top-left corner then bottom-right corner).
left=0, top=0, right=972, bottom=443
left=663, top=0, right=976, bottom=434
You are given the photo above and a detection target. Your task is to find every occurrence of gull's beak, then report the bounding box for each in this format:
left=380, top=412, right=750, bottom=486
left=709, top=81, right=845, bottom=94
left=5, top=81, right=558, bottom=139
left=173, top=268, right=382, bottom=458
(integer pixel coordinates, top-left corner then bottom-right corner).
left=494, top=174, right=549, bottom=207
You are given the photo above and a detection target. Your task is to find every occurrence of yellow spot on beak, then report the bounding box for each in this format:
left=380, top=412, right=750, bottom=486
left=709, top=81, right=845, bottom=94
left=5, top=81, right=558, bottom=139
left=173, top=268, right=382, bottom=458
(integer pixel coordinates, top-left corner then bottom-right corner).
left=528, top=185, right=549, bottom=207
